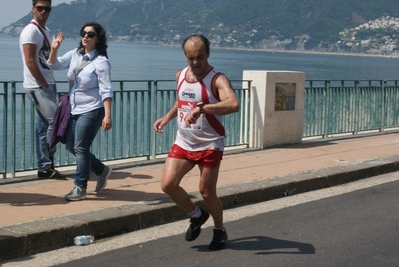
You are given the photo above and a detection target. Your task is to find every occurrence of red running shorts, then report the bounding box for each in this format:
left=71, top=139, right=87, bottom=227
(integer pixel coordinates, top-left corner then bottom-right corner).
left=168, top=144, right=223, bottom=168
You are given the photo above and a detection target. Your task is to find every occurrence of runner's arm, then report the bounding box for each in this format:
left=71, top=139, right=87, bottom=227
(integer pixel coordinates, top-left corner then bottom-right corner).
left=153, top=100, right=178, bottom=133
left=201, top=74, right=239, bottom=115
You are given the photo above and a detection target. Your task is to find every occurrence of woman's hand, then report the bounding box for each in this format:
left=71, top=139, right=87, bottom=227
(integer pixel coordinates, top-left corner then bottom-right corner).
left=102, top=116, right=112, bottom=132
left=51, top=32, right=64, bottom=51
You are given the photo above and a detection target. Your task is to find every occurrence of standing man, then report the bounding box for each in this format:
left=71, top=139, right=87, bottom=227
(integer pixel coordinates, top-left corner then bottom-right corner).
left=153, top=35, right=239, bottom=250
left=20, top=0, right=63, bottom=178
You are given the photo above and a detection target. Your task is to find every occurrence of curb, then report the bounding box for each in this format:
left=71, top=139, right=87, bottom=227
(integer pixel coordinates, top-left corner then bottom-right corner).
left=1, top=155, right=399, bottom=260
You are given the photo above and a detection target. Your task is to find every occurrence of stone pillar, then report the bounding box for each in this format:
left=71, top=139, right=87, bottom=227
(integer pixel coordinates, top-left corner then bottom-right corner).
left=243, top=71, right=305, bottom=148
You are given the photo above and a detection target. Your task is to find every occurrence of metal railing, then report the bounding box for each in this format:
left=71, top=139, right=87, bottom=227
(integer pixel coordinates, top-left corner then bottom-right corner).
left=0, top=79, right=251, bottom=178
left=2, top=79, right=399, bottom=178
left=302, top=80, right=399, bottom=137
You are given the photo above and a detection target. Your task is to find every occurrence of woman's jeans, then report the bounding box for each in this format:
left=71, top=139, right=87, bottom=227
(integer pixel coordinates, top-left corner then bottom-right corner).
left=66, top=107, right=105, bottom=189
left=24, top=85, right=57, bottom=171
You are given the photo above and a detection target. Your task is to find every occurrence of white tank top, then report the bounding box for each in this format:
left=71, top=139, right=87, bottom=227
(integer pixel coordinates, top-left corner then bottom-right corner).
left=174, top=67, right=225, bottom=151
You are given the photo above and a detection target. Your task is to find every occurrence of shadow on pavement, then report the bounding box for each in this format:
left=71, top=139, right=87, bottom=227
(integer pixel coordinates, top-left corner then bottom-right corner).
left=107, top=171, right=154, bottom=181
left=192, top=235, right=315, bottom=254
left=0, top=189, right=165, bottom=206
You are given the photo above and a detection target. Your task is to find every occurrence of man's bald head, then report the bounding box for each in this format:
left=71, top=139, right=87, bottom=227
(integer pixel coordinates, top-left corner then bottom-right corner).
left=182, top=35, right=211, bottom=54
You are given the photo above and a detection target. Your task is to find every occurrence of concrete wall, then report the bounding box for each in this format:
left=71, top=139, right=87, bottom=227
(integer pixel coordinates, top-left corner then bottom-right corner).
left=243, top=71, right=306, bottom=148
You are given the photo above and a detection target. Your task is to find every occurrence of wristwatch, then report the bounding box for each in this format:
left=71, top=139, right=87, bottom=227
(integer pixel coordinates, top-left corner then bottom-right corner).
left=197, top=102, right=205, bottom=114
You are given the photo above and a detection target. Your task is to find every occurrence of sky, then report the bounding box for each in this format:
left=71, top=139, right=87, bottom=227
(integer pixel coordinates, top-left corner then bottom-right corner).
left=0, top=0, right=74, bottom=29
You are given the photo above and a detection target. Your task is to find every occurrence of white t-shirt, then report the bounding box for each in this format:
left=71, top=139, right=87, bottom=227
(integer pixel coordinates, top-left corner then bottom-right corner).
left=19, top=20, right=55, bottom=88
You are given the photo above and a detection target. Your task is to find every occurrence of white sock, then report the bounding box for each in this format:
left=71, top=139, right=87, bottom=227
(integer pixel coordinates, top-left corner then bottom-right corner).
left=189, top=206, right=202, bottom=218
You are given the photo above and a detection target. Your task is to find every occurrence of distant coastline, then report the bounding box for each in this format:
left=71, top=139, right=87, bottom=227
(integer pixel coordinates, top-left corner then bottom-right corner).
left=159, top=43, right=398, bottom=59
left=207, top=46, right=398, bottom=59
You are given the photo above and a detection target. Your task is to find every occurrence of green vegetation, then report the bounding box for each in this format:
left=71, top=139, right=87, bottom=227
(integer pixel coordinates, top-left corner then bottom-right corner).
left=3, top=0, right=399, bottom=52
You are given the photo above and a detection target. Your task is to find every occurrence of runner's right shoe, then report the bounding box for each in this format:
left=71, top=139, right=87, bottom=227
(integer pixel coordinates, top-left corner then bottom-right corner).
left=185, top=207, right=210, bottom=241
left=209, top=228, right=228, bottom=250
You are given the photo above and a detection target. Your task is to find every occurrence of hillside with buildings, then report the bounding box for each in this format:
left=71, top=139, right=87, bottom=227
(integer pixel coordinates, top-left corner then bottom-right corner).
left=335, top=16, right=399, bottom=55
left=1, top=0, right=398, bottom=56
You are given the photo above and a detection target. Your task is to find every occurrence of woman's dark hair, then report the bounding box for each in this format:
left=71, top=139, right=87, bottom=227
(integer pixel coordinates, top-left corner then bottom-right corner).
left=77, top=22, right=108, bottom=58
left=181, top=34, right=211, bottom=54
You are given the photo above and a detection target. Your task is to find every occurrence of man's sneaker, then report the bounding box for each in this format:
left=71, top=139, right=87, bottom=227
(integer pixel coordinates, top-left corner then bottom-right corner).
left=185, top=207, right=210, bottom=241
left=209, top=228, right=228, bottom=250
left=65, top=185, right=87, bottom=201
left=95, top=165, right=112, bottom=192
left=38, top=167, right=66, bottom=179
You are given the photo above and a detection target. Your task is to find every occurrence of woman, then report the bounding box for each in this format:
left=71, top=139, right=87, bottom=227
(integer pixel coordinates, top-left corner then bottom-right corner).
left=48, top=22, right=113, bottom=201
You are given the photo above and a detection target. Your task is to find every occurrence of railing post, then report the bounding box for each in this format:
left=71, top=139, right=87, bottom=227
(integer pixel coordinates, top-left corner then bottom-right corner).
left=2, top=83, right=8, bottom=178
left=244, top=80, right=251, bottom=145
left=354, top=80, right=359, bottom=135
left=29, top=99, right=35, bottom=168
left=125, top=81, right=131, bottom=158
left=380, top=80, right=385, bottom=132
left=308, top=80, right=314, bottom=136
left=150, top=80, right=157, bottom=160
left=117, top=81, right=124, bottom=159
left=306, top=80, right=311, bottom=137
left=21, top=85, right=26, bottom=171
left=11, top=82, right=16, bottom=178
left=323, top=80, right=330, bottom=138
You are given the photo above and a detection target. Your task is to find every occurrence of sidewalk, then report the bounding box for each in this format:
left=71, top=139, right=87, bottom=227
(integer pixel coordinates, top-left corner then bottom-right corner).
left=1, top=131, right=399, bottom=260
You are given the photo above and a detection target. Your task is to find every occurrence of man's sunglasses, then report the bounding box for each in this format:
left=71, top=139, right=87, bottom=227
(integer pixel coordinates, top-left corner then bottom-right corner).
left=80, top=31, right=97, bottom=38
left=34, top=6, right=52, bottom=13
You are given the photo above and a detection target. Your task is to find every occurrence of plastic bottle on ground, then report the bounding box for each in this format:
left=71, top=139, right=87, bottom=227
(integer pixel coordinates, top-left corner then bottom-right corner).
left=74, top=235, right=95, bottom=246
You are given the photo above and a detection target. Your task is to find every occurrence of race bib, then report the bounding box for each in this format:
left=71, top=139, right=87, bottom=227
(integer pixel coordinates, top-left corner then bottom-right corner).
left=177, top=101, right=203, bottom=131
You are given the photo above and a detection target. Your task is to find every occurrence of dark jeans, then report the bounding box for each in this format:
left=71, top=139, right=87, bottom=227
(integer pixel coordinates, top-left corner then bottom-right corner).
left=65, top=107, right=105, bottom=188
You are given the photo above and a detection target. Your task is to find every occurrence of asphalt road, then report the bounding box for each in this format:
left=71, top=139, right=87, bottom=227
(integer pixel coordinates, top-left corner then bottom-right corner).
left=2, top=172, right=399, bottom=267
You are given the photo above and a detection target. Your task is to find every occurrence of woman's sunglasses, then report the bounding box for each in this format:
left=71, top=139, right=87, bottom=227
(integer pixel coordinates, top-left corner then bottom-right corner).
left=80, top=31, right=97, bottom=38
